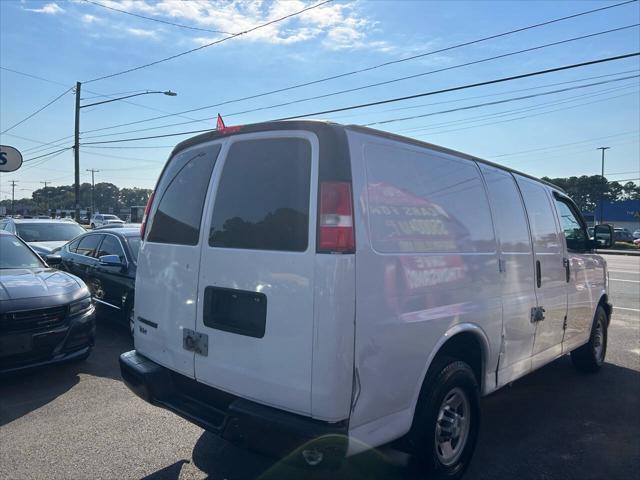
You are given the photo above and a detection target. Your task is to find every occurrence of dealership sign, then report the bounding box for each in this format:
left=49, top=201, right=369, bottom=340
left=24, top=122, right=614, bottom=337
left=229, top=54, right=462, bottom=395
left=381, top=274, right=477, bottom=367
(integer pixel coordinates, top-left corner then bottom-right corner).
left=0, top=145, right=23, bottom=172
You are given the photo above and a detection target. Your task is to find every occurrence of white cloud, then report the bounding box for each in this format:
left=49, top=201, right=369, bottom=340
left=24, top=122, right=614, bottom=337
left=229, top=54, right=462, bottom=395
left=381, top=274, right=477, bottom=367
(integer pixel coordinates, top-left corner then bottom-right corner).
left=25, top=2, right=64, bottom=14
left=81, top=14, right=100, bottom=24
left=90, top=0, right=393, bottom=52
left=125, top=27, right=158, bottom=39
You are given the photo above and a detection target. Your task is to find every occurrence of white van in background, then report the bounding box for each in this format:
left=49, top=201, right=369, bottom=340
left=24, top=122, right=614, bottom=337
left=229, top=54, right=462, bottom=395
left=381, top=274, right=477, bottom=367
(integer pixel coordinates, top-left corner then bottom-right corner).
left=120, top=121, right=614, bottom=479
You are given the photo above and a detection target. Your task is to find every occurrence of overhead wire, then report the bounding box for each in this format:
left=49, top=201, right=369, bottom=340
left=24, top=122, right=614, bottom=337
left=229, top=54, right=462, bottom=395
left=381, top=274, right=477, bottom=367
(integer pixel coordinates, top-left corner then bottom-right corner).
left=77, top=25, right=640, bottom=140
left=0, top=86, right=73, bottom=134
left=83, top=0, right=335, bottom=83
left=74, top=0, right=640, bottom=133
left=76, top=52, right=640, bottom=146
left=82, top=0, right=234, bottom=35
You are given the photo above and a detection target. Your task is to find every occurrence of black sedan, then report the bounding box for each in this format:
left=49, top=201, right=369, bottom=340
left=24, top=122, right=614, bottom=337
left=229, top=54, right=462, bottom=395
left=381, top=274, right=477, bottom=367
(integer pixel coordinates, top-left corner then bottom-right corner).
left=52, top=228, right=140, bottom=335
left=0, top=231, right=95, bottom=374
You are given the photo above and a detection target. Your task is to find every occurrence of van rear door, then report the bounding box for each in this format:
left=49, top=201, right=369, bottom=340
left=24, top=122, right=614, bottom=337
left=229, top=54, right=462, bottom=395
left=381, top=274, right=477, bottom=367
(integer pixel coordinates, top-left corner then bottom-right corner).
left=134, top=144, right=222, bottom=377
left=195, top=132, right=318, bottom=416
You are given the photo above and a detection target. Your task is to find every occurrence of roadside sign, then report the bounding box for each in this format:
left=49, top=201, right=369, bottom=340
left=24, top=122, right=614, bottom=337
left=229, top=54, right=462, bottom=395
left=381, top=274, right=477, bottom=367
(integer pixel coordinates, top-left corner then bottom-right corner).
left=0, top=145, right=23, bottom=172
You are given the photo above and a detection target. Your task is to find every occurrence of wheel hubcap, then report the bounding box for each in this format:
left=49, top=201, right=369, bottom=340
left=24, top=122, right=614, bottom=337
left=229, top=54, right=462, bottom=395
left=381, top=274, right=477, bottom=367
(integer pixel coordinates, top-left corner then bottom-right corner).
left=435, top=387, right=471, bottom=466
left=593, top=318, right=604, bottom=362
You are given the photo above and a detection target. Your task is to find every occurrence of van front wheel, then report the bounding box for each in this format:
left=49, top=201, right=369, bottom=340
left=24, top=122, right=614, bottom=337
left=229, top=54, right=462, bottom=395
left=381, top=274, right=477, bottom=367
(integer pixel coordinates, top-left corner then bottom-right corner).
left=410, top=359, right=480, bottom=480
left=571, top=305, right=608, bottom=373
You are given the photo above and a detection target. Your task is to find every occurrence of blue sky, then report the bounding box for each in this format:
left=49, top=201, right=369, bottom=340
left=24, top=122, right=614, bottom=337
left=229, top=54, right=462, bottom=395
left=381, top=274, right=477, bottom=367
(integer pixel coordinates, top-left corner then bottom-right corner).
left=1, top=0, right=639, bottom=200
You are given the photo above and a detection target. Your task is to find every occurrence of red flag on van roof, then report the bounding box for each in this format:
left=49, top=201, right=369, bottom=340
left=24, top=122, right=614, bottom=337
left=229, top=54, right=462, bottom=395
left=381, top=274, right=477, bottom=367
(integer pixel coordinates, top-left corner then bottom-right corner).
left=216, top=113, right=242, bottom=134
left=216, top=114, right=225, bottom=130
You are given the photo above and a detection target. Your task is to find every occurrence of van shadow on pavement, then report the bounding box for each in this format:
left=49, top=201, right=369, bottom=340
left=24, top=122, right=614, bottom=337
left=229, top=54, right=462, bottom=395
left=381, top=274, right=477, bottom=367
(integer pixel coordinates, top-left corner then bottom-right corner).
left=0, top=313, right=132, bottom=427
left=144, top=357, right=640, bottom=480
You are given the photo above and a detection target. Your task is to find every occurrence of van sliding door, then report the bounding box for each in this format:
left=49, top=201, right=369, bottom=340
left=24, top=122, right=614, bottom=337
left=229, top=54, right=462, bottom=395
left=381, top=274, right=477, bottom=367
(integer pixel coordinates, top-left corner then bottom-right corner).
left=515, top=176, right=567, bottom=369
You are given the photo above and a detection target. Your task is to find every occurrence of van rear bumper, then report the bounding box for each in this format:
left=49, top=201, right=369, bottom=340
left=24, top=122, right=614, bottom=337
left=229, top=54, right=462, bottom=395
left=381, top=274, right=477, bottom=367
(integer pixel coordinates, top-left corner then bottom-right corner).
left=119, top=350, right=348, bottom=459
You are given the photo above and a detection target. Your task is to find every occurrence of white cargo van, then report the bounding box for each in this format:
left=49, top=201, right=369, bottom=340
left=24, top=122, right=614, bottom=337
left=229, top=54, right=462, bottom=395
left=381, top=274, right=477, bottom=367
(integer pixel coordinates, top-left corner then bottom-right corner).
left=120, top=121, right=614, bottom=478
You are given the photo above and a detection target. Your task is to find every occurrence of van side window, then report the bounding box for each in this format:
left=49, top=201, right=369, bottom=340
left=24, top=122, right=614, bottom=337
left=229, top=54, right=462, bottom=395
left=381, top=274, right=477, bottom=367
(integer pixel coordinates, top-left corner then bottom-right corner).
left=147, top=147, right=220, bottom=245
left=517, top=180, right=561, bottom=254
left=210, top=138, right=312, bottom=252
left=480, top=165, right=531, bottom=253
left=364, top=143, right=495, bottom=253
left=554, top=198, right=587, bottom=251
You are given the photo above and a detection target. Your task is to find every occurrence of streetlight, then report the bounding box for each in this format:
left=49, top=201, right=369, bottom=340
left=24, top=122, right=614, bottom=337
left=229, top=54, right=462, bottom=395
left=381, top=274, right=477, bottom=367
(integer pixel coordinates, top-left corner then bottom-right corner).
left=73, top=85, right=177, bottom=220
left=597, top=146, right=610, bottom=224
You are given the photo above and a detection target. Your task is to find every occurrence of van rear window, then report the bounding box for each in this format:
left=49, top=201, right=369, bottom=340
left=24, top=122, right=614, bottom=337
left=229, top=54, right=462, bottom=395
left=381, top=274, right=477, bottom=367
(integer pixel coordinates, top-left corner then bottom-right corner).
left=147, top=147, right=220, bottom=245
left=209, top=138, right=311, bottom=252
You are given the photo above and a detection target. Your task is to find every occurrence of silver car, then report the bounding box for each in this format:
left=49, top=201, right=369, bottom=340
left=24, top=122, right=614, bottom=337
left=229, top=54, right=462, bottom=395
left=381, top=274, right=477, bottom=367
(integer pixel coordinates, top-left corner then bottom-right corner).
left=0, top=218, right=86, bottom=256
left=0, top=231, right=95, bottom=373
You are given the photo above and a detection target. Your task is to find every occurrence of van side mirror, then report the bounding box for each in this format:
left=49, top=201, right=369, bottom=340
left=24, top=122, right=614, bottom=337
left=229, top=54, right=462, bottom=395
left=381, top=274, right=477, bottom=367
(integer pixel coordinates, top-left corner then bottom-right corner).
left=99, top=254, right=123, bottom=267
left=592, top=224, right=614, bottom=249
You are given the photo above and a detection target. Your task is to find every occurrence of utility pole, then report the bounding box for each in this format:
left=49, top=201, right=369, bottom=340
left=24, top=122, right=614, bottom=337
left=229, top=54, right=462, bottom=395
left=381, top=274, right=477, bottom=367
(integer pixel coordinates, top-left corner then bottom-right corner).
left=597, top=147, right=610, bottom=224
left=74, top=81, right=82, bottom=222
left=40, top=181, right=51, bottom=214
left=10, top=180, right=17, bottom=216
left=86, top=168, right=100, bottom=218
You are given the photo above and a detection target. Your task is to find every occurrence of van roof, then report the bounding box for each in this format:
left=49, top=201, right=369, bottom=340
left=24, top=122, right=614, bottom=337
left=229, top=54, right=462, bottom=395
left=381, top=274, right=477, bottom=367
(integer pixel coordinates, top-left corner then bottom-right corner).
left=171, top=120, right=564, bottom=193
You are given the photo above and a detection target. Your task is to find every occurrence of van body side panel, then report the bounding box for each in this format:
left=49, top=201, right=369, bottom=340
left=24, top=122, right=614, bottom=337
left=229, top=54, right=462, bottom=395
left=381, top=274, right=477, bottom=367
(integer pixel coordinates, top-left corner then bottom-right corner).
left=346, top=131, right=501, bottom=448
left=194, top=131, right=320, bottom=416
left=134, top=143, right=222, bottom=377
left=479, top=165, right=537, bottom=388
left=311, top=255, right=355, bottom=421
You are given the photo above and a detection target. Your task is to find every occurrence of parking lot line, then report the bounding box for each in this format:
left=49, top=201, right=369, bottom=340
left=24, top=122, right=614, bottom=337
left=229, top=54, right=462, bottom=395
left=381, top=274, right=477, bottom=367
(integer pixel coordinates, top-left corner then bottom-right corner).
left=615, top=306, right=640, bottom=312
left=609, top=278, right=640, bottom=283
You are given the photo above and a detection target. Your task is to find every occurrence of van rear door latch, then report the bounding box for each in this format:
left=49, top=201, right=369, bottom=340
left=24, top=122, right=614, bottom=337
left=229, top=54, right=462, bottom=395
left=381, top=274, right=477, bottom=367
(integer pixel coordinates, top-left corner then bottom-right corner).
left=183, top=329, right=209, bottom=356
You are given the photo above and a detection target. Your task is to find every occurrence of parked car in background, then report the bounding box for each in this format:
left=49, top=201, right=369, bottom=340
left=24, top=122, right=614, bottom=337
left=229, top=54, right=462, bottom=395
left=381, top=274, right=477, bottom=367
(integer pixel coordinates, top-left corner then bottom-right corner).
left=120, top=121, right=614, bottom=477
left=53, top=228, right=140, bottom=334
left=632, top=229, right=640, bottom=239
left=94, top=223, right=142, bottom=231
left=613, top=227, right=634, bottom=243
left=90, top=214, right=124, bottom=229
left=0, top=218, right=86, bottom=256
left=0, top=231, right=95, bottom=373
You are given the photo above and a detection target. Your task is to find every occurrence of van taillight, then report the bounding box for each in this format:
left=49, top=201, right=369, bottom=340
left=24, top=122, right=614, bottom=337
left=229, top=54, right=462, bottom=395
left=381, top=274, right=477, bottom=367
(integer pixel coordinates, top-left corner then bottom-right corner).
left=140, top=192, right=154, bottom=239
left=318, top=182, right=355, bottom=253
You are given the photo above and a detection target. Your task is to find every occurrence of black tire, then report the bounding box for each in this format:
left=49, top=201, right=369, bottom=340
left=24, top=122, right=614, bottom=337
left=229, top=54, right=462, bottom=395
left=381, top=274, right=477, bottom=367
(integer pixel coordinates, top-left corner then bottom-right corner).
left=571, top=305, right=608, bottom=373
left=408, top=357, right=480, bottom=480
left=90, top=223, right=95, bottom=229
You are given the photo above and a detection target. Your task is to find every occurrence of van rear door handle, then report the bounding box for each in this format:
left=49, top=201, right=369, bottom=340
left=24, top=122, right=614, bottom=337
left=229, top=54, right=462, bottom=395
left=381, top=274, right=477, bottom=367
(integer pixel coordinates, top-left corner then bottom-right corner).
left=563, top=258, right=570, bottom=282
left=536, top=260, right=542, bottom=288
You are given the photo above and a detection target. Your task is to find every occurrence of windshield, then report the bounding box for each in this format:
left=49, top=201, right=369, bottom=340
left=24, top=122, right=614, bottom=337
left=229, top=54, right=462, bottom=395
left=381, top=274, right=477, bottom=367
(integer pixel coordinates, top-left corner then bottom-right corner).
left=15, top=222, right=85, bottom=242
left=125, top=235, right=141, bottom=262
left=0, top=235, right=44, bottom=269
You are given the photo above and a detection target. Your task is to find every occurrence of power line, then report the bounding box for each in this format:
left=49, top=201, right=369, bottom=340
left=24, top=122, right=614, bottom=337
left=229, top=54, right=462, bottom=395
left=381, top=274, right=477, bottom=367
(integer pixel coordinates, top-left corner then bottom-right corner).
left=81, top=69, right=640, bottom=141
left=75, top=0, right=640, bottom=133
left=392, top=86, right=638, bottom=135
left=488, top=130, right=640, bottom=158
left=0, top=66, right=207, bottom=147
left=329, top=69, right=640, bottom=120
left=84, top=0, right=334, bottom=84
left=407, top=90, right=639, bottom=138
left=78, top=52, right=640, bottom=146
left=274, top=52, right=640, bottom=121
left=0, top=86, right=73, bottom=134
left=82, top=0, right=233, bottom=35
left=23, top=147, right=73, bottom=163
left=364, top=75, right=639, bottom=127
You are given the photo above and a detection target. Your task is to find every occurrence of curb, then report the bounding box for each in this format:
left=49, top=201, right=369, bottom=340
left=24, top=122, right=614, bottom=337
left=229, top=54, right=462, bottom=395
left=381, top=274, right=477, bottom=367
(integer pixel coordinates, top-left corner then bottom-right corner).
left=596, top=249, right=640, bottom=256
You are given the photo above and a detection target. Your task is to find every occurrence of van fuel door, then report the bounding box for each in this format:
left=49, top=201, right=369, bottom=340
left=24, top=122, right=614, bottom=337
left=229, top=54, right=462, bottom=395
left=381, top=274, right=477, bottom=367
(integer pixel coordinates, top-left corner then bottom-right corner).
left=183, top=329, right=209, bottom=356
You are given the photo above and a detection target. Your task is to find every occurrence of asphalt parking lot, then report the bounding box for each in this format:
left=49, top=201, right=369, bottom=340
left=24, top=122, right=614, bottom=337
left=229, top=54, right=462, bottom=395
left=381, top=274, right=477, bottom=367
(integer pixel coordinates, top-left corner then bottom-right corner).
left=1, top=254, right=638, bottom=480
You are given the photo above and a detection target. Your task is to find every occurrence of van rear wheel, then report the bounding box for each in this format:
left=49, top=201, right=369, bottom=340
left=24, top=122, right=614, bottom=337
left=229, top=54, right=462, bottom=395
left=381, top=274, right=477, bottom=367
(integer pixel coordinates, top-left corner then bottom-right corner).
left=409, top=358, right=480, bottom=480
left=571, top=305, right=608, bottom=373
